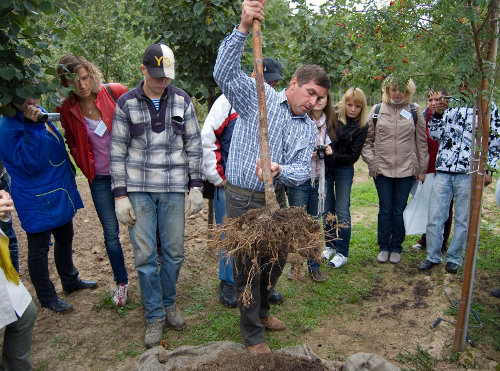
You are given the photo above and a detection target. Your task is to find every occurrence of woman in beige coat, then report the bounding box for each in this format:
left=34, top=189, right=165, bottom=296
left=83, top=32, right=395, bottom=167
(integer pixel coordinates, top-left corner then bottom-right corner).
left=362, top=77, right=428, bottom=264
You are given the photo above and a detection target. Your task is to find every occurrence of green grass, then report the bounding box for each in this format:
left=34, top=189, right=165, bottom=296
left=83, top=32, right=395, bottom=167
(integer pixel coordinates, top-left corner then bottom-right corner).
left=128, top=174, right=500, bottom=365
left=92, top=289, right=141, bottom=318
left=396, top=346, right=438, bottom=371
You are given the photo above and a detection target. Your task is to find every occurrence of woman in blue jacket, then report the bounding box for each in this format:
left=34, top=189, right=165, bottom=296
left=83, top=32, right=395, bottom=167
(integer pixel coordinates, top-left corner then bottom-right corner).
left=0, top=98, right=97, bottom=313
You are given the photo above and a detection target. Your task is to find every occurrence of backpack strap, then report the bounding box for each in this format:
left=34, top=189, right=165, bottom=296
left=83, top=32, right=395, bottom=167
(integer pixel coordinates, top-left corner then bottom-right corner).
left=409, top=103, right=418, bottom=126
left=373, top=103, right=418, bottom=126
left=105, top=83, right=117, bottom=103
left=372, top=103, right=382, bottom=127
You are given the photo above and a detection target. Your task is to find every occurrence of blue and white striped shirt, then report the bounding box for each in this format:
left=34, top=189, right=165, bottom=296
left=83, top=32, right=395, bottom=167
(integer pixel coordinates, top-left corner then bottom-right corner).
left=213, top=28, right=316, bottom=192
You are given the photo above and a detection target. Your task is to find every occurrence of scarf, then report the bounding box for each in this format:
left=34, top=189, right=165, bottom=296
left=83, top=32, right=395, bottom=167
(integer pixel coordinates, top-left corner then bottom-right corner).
left=0, top=229, right=19, bottom=284
left=311, top=113, right=328, bottom=216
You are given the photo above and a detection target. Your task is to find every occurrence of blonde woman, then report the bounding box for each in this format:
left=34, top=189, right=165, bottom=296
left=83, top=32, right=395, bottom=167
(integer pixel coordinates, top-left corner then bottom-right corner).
left=361, top=77, right=428, bottom=264
left=321, top=88, right=368, bottom=268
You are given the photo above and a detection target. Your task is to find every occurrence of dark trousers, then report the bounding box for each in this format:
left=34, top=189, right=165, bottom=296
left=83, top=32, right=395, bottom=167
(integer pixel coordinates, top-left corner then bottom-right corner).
left=374, top=175, right=415, bottom=253
left=226, top=184, right=287, bottom=346
left=26, top=220, right=79, bottom=305
left=1, top=300, right=37, bottom=371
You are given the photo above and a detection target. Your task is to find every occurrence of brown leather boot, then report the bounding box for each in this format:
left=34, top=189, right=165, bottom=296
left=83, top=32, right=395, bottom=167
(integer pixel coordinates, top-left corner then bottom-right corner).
left=260, top=315, right=286, bottom=331
left=247, top=342, right=271, bottom=354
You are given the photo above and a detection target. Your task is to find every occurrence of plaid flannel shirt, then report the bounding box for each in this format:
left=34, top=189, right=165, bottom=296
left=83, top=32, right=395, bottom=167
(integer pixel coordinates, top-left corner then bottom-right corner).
left=110, top=81, right=203, bottom=196
left=213, top=28, right=316, bottom=192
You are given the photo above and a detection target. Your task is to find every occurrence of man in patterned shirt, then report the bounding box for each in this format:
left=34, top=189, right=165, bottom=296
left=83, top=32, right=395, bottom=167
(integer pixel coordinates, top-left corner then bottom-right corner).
left=110, top=43, right=204, bottom=348
left=419, top=81, right=500, bottom=274
left=213, top=0, right=331, bottom=354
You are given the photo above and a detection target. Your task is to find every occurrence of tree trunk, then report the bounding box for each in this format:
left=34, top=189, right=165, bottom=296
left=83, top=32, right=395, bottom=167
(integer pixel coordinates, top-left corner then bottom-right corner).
left=453, top=0, right=499, bottom=352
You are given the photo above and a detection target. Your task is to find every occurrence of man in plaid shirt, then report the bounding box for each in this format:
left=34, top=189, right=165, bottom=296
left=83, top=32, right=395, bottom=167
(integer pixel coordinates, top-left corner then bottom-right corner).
left=110, top=43, right=203, bottom=348
left=213, top=0, right=331, bottom=354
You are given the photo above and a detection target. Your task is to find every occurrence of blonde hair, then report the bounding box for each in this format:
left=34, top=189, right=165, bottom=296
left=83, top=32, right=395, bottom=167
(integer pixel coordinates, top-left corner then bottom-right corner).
left=381, top=76, right=416, bottom=104
left=337, top=87, right=367, bottom=128
left=57, top=54, right=102, bottom=99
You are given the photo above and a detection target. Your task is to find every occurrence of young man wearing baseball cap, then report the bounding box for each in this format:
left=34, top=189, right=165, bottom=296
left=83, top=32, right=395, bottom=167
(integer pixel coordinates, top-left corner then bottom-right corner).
left=110, top=43, right=204, bottom=348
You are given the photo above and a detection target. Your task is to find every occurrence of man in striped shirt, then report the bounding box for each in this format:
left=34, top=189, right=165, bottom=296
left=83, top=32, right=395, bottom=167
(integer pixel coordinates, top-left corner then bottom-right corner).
left=110, top=43, right=204, bottom=348
left=213, top=0, right=331, bottom=354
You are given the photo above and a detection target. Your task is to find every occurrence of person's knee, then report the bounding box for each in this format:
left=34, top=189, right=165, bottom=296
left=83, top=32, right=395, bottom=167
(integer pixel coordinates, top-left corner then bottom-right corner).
left=18, top=301, right=37, bottom=330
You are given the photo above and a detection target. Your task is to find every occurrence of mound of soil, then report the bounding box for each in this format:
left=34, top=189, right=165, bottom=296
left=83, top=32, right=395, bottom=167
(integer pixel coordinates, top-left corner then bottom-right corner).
left=180, top=351, right=330, bottom=371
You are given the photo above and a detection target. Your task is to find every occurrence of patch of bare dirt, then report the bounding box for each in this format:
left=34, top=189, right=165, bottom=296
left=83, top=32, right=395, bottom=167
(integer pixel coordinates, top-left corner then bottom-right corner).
left=1, top=167, right=499, bottom=370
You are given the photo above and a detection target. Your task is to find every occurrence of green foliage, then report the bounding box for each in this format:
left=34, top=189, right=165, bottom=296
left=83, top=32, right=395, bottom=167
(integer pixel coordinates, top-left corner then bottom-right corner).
left=57, top=0, right=150, bottom=89
left=0, top=0, right=64, bottom=115
left=143, top=0, right=241, bottom=104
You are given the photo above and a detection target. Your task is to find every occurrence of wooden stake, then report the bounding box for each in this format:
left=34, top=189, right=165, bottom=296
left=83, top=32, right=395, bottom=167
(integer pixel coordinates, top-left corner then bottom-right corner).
left=252, top=15, right=279, bottom=211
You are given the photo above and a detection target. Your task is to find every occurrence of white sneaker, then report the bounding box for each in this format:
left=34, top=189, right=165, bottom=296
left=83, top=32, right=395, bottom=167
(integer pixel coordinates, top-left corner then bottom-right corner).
left=321, top=247, right=336, bottom=262
left=327, top=253, right=348, bottom=268
left=412, top=243, right=424, bottom=250
left=112, top=283, right=128, bottom=307
left=377, top=251, right=389, bottom=263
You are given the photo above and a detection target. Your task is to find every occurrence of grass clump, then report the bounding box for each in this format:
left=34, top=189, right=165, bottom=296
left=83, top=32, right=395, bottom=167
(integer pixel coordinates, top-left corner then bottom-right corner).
left=396, top=346, right=437, bottom=371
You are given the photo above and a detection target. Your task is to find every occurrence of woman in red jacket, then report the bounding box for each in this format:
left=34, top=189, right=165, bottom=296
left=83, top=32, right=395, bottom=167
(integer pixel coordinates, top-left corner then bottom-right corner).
left=56, top=54, right=129, bottom=306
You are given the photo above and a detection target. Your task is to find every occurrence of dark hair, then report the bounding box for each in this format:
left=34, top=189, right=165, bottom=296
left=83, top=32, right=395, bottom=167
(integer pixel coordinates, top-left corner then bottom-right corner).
left=291, top=64, right=331, bottom=90
left=427, top=88, right=449, bottom=98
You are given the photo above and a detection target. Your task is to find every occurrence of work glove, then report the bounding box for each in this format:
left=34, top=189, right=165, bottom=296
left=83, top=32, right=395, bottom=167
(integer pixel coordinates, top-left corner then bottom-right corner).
left=187, top=188, right=203, bottom=216
left=115, top=196, right=136, bottom=226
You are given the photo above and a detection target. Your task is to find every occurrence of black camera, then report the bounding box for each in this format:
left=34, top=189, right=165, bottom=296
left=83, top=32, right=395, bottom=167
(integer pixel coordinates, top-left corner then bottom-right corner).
left=315, top=145, right=326, bottom=159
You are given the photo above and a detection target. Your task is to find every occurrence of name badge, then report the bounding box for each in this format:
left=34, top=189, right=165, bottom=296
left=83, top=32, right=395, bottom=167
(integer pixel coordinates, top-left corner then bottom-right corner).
left=94, top=120, right=107, bottom=137
left=400, top=109, right=412, bottom=120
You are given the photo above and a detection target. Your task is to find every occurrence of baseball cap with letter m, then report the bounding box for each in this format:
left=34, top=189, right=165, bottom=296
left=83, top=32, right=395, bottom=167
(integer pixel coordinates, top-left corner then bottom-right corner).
left=142, top=43, right=175, bottom=79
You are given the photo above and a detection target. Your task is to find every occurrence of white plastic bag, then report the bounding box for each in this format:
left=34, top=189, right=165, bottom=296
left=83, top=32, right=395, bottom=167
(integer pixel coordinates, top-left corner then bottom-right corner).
left=403, top=173, right=435, bottom=235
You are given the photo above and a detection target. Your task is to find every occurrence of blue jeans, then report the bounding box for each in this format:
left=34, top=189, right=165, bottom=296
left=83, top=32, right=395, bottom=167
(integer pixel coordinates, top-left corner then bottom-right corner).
left=324, top=166, right=354, bottom=257
left=128, top=192, right=185, bottom=323
left=426, top=172, right=470, bottom=266
left=286, top=180, right=320, bottom=270
left=215, top=186, right=233, bottom=285
left=374, top=175, right=415, bottom=254
left=89, top=175, right=128, bottom=285
left=0, top=173, right=19, bottom=272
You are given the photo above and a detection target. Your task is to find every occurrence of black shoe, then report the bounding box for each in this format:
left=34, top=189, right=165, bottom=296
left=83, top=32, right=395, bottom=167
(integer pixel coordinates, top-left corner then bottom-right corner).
left=42, top=298, right=73, bottom=314
left=491, top=289, right=500, bottom=298
left=219, top=281, right=237, bottom=308
left=418, top=259, right=439, bottom=271
left=268, top=290, right=283, bottom=305
left=445, top=262, right=460, bottom=274
left=63, top=278, right=98, bottom=295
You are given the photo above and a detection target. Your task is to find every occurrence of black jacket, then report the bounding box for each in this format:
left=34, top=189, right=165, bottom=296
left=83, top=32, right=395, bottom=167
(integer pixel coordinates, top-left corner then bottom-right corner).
left=325, top=117, right=368, bottom=169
